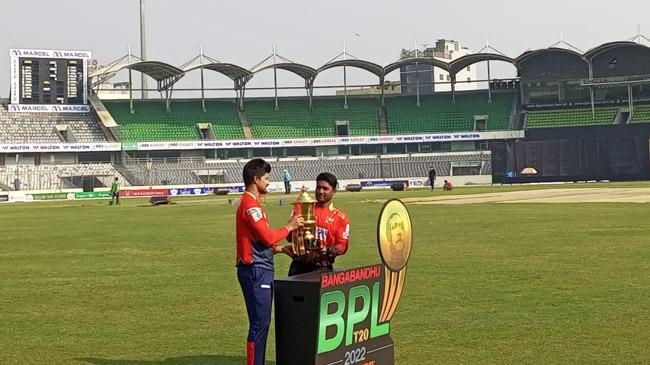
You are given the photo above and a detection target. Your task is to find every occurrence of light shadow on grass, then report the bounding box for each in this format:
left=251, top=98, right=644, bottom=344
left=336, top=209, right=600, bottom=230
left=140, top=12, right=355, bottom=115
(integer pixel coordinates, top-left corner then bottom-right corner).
left=76, top=355, right=276, bottom=365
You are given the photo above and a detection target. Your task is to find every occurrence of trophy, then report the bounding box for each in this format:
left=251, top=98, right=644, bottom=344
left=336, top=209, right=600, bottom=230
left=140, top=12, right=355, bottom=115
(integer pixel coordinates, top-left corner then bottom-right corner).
left=291, top=188, right=320, bottom=256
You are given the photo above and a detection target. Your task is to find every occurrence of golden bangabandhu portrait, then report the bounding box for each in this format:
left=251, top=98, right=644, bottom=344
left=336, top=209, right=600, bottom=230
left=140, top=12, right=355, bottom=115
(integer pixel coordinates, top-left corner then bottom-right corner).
left=377, top=199, right=412, bottom=272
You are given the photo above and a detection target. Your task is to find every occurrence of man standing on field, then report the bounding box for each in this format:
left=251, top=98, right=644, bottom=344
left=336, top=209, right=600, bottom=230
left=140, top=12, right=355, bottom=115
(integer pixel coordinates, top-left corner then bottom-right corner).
left=288, top=172, right=350, bottom=276
left=109, top=177, right=120, bottom=205
left=235, top=158, right=303, bottom=365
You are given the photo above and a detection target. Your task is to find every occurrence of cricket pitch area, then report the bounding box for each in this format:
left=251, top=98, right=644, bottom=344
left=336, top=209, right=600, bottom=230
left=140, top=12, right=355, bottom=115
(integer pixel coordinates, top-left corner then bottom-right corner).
left=402, top=187, right=650, bottom=204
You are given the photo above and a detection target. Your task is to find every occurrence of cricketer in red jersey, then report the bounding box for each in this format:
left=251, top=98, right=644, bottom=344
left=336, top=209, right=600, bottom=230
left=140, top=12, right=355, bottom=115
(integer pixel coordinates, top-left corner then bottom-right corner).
left=288, top=172, right=350, bottom=276
left=236, top=158, right=303, bottom=365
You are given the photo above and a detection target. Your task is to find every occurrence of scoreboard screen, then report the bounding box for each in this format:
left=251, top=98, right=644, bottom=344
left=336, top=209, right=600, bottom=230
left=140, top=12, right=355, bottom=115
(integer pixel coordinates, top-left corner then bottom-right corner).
left=9, top=48, right=92, bottom=113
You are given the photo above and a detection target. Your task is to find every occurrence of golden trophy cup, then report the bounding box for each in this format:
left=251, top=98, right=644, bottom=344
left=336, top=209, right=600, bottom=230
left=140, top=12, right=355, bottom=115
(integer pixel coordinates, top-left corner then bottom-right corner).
left=291, top=188, right=320, bottom=256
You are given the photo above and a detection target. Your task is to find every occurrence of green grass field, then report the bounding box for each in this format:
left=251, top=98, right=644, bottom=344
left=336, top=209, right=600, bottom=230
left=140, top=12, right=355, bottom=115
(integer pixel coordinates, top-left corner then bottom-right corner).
left=1, top=184, right=650, bottom=364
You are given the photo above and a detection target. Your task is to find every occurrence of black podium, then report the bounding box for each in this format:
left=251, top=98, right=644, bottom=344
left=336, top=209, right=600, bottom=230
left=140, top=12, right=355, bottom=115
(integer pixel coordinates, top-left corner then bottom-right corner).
left=274, top=271, right=324, bottom=365
left=275, top=265, right=396, bottom=365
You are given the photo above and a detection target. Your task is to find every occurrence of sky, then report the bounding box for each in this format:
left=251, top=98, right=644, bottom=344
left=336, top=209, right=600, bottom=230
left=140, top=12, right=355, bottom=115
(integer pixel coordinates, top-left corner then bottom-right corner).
left=1, top=0, right=650, bottom=98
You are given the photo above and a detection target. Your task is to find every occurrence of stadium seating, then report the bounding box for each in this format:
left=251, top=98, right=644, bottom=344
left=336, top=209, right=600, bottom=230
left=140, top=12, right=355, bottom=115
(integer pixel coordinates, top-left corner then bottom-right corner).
left=630, top=104, right=650, bottom=123
left=117, top=162, right=204, bottom=186
left=118, top=152, right=488, bottom=186
left=526, top=106, right=619, bottom=128
left=0, top=163, right=125, bottom=191
left=244, top=97, right=380, bottom=138
left=0, top=107, right=108, bottom=143
left=103, top=99, right=245, bottom=142
left=312, top=97, right=380, bottom=136
left=385, top=90, right=514, bottom=134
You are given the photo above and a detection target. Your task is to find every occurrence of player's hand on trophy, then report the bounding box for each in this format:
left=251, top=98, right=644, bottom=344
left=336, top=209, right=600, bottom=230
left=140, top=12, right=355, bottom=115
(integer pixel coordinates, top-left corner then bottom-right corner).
left=285, top=215, right=304, bottom=232
left=280, top=244, right=296, bottom=257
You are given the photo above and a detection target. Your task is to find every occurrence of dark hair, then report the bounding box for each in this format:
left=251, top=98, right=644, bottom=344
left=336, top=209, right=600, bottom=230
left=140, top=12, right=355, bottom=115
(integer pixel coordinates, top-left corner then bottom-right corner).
left=316, top=172, right=337, bottom=189
left=243, top=158, right=271, bottom=186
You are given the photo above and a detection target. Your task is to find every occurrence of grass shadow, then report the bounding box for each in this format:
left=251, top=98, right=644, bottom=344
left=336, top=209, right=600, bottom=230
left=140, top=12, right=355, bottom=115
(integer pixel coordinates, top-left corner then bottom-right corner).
left=76, top=355, right=276, bottom=365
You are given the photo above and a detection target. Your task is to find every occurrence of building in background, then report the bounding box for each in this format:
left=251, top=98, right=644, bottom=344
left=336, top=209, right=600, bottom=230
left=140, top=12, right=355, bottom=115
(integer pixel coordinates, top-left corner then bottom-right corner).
left=335, top=81, right=401, bottom=96
left=94, top=81, right=130, bottom=100
left=399, top=39, right=478, bottom=94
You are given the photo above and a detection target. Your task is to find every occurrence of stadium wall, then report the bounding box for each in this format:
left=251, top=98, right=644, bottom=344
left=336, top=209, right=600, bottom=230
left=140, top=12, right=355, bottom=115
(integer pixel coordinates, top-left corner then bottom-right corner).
left=503, top=124, right=650, bottom=182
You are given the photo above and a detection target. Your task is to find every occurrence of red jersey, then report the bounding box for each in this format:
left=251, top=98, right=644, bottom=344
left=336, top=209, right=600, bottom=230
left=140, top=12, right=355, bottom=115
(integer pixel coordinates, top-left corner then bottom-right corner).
left=313, top=203, right=350, bottom=256
left=236, top=192, right=289, bottom=270
left=291, top=203, right=350, bottom=266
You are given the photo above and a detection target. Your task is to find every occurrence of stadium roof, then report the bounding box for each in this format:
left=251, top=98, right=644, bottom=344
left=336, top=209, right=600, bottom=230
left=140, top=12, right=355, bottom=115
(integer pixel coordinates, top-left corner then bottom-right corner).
left=184, top=62, right=252, bottom=80
left=90, top=40, right=650, bottom=94
left=121, top=61, right=185, bottom=91
left=253, top=62, right=317, bottom=82
left=516, top=47, right=587, bottom=64
left=183, top=62, right=253, bottom=90
left=383, top=57, right=449, bottom=75
left=450, top=53, right=517, bottom=75
left=92, top=61, right=185, bottom=91
left=317, top=59, right=384, bottom=77
left=583, top=41, right=640, bottom=60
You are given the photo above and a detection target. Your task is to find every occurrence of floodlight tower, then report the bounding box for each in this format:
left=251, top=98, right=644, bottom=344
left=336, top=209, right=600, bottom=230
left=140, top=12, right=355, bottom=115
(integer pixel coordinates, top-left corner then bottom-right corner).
left=140, top=0, right=148, bottom=99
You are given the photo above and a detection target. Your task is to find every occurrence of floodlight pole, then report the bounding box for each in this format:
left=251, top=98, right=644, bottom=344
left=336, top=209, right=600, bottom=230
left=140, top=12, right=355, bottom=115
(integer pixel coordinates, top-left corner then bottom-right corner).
left=343, top=42, right=348, bottom=110
left=128, top=45, right=134, bottom=114
left=140, top=0, right=148, bottom=99
left=415, top=41, right=420, bottom=107
left=482, top=38, right=493, bottom=103
left=415, top=62, right=421, bottom=107
left=273, top=44, right=279, bottom=111
left=200, top=44, right=206, bottom=112
left=487, top=59, right=492, bottom=103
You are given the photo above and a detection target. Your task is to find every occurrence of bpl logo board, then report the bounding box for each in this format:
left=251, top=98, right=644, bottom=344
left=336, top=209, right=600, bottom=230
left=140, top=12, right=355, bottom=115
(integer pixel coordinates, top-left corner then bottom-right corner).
left=315, top=199, right=413, bottom=365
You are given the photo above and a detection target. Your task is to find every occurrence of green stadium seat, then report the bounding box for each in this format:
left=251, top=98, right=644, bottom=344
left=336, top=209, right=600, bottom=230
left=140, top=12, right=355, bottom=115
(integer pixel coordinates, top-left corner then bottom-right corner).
left=526, top=106, right=618, bottom=129
left=385, top=90, right=514, bottom=134
left=244, top=97, right=380, bottom=138
left=630, top=104, right=650, bottom=124
left=103, top=99, right=245, bottom=142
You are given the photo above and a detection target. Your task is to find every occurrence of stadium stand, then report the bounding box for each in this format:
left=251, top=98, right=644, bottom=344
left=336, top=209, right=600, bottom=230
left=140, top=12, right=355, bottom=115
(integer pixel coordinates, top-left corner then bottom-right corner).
left=385, top=90, right=514, bottom=134
left=525, top=105, right=620, bottom=128
left=103, top=99, right=245, bottom=142
left=631, top=104, right=650, bottom=123
left=117, top=162, right=204, bottom=186
left=244, top=97, right=380, bottom=138
left=5, top=39, right=650, bottom=190
left=117, top=152, right=488, bottom=186
left=0, top=163, right=126, bottom=191
left=0, top=106, right=108, bottom=143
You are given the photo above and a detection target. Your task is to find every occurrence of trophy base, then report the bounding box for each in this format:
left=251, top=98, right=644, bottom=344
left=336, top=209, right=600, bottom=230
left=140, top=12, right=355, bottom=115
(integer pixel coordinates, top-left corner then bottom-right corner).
left=304, top=239, right=320, bottom=252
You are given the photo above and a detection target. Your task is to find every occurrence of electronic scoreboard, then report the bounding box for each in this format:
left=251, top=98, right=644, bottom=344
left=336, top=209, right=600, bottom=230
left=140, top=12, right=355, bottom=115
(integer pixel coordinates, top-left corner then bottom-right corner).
left=9, top=48, right=92, bottom=113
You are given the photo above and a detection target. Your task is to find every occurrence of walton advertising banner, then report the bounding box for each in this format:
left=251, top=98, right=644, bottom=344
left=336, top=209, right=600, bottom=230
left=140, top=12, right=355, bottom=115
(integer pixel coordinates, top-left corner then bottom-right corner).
left=0, top=142, right=121, bottom=153
left=135, top=130, right=524, bottom=151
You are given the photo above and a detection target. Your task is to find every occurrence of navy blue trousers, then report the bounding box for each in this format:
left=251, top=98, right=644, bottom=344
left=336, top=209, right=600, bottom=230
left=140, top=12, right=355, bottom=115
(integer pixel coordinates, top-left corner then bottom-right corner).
left=237, top=265, right=274, bottom=365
